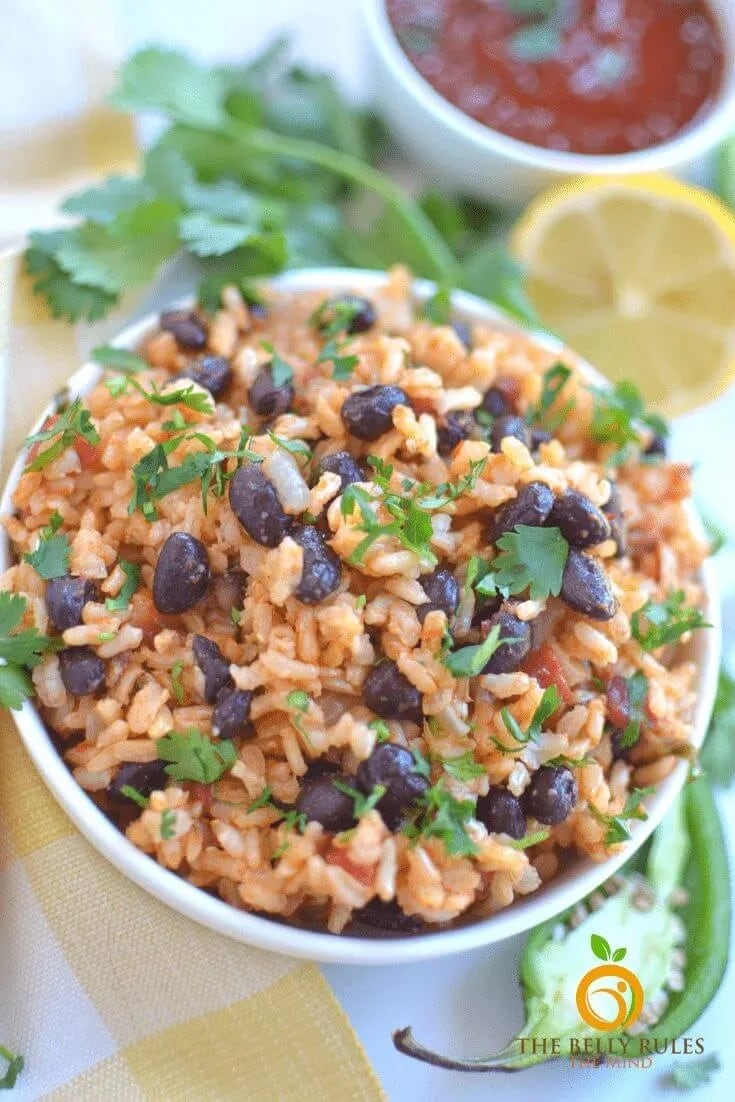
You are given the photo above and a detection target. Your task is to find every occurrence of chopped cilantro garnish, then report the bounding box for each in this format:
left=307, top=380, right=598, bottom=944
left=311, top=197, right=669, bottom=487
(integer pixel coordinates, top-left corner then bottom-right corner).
left=631, top=590, right=710, bottom=651
left=493, top=686, right=561, bottom=752
left=91, top=344, right=149, bottom=373
left=247, top=786, right=275, bottom=812
left=404, top=779, right=478, bottom=857
left=105, top=560, right=140, bottom=611
left=24, top=397, right=100, bottom=473
left=527, top=363, right=575, bottom=432
left=590, top=786, right=655, bottom=846
left=590, top=380, right=668, bottom=466
left=286, top=690, right=309, bottom=713
left=493, top=525, right=569, bottom=601
left=0, top=1046, right=24, bottom=1090
left=443, top=622, right=513, bottom=679
left=157, top=728, right=237, bottom=783
left=317, top=338, right=360, bottom=381
left=332, top=778, right=387, bottom=818
left=170, top=660, right=185, bottom=704
left=309, top=298, right=362, bottom=338
left=260, top=341, right=294, bottom=387
left=355, top=594, right=367, bottom=611
left=160, top=808, right=177, bottom=840
left=266, top=430, right=312, bottom=458
left=0, top=592, right=61, bottom=709
left=421, top=286, right=452, bottom=325
left=369, top=718, right=391, bottom=743
left=120, top=784, right=149, bottom=809
left=105, top=375, right=130, bottom=398
left=441, top=751, right=486, bottom=782
left=618, top=671, right=648, bottom=749
left=230, top=608, right=242, bottom=626
left=97, top=631, right=116, bottom=643
left=509, top=829, right=550, bottom=850
left=126, top=376, right=214, bottom=415
left=23, top=511, right=70, bottom=580
left=415, top=458, right=487, bottom=509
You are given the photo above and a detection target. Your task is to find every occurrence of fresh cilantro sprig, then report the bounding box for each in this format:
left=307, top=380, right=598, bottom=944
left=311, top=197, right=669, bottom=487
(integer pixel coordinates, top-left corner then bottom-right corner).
left=317, top=338, right=359, bottom=381
left=0, top=1046, right=24, bottom=1090
left=266, top=430, right=312, bottom=458
left=91, top=345, right=149, bottom=373
left=590, top=786, right=655, bottom=846
left=369, top=718, right=392, bottom=743
left=493, top=525, right=569, bottom=601
left=509, top=829, right=550, bottom=850
left=441, top=751, right=486, bottom=782
left=493, top=686, right=561, bottom=752
left=404, top=779, right=478, bottom=857
left=157, top=728, right=237, bottom=783
left=527, top=363, right=575, bottom=433
left=0, top=593, right=60, bottom=710
left=618, top=671, right=648, bottom=749
left=342, top=475, right=435, bottom=567
left=23, top=512, right=70, bottom=580
left=261, top=341, right=295, bottom=387
left=414, top=458, right=487, bottom=509
left=309, top=298, right=363, bottom=338
left=126, top=376, right=215, bottom=415
left=105, top=560, right=140, bottom=611
left=631, top=591, right=710, bottom=652
left=590, top=380, right=669, bottom=466
left=443, top=623, right=513, bottom=679
left=332, top=779, right=387, bottom=819
left=23, top=398, right=99, bottom=473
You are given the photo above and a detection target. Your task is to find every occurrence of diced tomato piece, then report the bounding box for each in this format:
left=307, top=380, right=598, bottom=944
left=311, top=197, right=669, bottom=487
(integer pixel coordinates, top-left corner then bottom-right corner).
left=522, top=644, right=573, bottom=706
left=326, top=845, right=376, bottom=886
left=75, top=438, right=101, bottom=470
left=605, top=675, right=630, bottom=730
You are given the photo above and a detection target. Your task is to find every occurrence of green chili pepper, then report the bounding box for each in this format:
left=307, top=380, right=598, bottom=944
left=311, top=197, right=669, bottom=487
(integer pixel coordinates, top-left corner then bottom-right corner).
left=393, top=779, right=730, bottom=1071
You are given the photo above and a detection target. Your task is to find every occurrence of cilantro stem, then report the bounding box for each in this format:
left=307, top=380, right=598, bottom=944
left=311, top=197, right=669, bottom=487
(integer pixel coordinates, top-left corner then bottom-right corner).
left=223, top=120, right=458, bottom=284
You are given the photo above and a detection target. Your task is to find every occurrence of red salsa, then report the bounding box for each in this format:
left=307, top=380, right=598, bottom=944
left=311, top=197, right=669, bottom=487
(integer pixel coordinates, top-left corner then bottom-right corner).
left=386, top=0, right=725, bottom=155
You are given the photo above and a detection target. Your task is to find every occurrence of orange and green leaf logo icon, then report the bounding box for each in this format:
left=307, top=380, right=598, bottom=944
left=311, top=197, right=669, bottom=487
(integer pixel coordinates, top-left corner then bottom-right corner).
left=576, top=934, right=644, bottom=1032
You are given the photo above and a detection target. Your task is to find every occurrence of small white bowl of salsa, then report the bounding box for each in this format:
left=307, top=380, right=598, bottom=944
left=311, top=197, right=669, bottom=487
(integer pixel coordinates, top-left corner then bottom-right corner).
left=364, top=0, right=735, bottom=204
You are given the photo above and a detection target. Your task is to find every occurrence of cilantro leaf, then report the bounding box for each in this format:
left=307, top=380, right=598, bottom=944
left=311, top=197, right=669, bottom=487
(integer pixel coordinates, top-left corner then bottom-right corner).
left=266, top=431, right=312, bottom=458
left=160, top=809, right=177, bottom=840
left=421, top=287, right=452, bottom=325
left=527, top=363, right=575, bottom=432
left=590, top=380, right=668, bottom=465
left=309, top=298, right=364, bottom=338
left=0, top=592, right=58, bottom=668
left=509, top=829, right=550, bottom=849
left=441, top=752, right=486, bottom=782
left=631, top=591, right=710, bottom=651
left=0, top=665, right=34, bottom=710
left=332, top=778, right=387, bottom=819
left=91, top=345, right=149, bottom=374
left=23, top=512, right=70, bottom=580
left=494, top=686, right=561, bottom=751
left=493, top=525, right=569, bottom=601
left=127, top=376, right=214, bottom=415
left=62, top=176, right=154, bottom=223
left=24, top=398, right=100, bottom=472
left=170, top=661, right=185, bottom=705
left=105, top=560, right=141, bottom=612
left=444, top=623, right=514, bottom=679
left=415, top=458, right=487, bottom=509
left=0, top=1046, right=24, bottom=1090
left=590, top=786, right=655, bottom=846
left=260, top=342, right=294, bottom=387
left=286, top=690, right=310, bottom=713
left=157, top=728, right=237, bottom=783
left=369, top=719, right=391, bottom=743
left=702, top=669, right=735, bottom=789
left=25, top=231, right=118, bottom=322
left=316, top=338, right=359, bottom=381
left=619, top=671, right=648, bottom=749
left=669, top=1053, right=721, bottom=1091
left=405, top=779, right=478, bottom=857
left=120, top=785, right=150, bottom=809
left=109, top=47, right=226, bottom=127
left=179, top=212, right=266, bottom=258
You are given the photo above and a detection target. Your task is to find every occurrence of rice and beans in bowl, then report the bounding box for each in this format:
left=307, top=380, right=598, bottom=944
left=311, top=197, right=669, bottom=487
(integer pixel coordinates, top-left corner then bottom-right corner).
left=0, top=269, right=710, bottom=936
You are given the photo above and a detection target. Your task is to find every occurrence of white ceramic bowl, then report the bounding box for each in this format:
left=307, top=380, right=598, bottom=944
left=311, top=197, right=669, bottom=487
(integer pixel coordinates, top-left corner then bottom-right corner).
left=1, top=268, right=721, bottom=964
left=363, top=0, right=735, bottom=205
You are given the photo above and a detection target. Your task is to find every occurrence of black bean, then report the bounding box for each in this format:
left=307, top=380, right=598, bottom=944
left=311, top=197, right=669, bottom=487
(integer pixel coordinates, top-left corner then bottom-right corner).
left=523, top=765, right=578, bottom=825
left=316, top=451, right=364, bottom=490
left=602, top=483, right=627, bottom=558
left=181, top=355, right=232, bottom=399
left=152, top=532, right=211, bottom=614
left=192, top=635, right=233, bottom=703
left=295, top=773, right=357, bottom=832
left=492, top=482, right=554, bottom=540
left=303, top=758, right=341, bottom=780
left=490, top=414, right=531, bottom=453
left=212, top=689, right=254, bottom=740
left=363, top=660, right=423, bottom=725
left=315, top=295, right=376, bottom=335
left=356, top=743, right=429, bottom=830
left=560, top=549, right=617, bottom=621
left=610, top=729, right=634, bottom=762
left=437, top=411, right=476, bottom=457
left=291, top=525, right=341, bottom=605
left=530, top=427, right=552, bottom=451
left=229, top=464, right=292, bottom=548
left=341, top=385, right=409, bottom=441
left=248, top=367, right=294, bottom=418
left=46, top=575, right=97, bottom=632
left=160, top=309, right=207, bottom=350
left=644, top=434, right=667, bottom=458
left=480, top=609, right=532, bottom=674
left=475, top=786, right=527, bottom=839
left=452, top=320, right=472, bottom=349
left=109, top=759, right=169, bottom=802
left=417, top=567, right=460, bottom=624
left=59, top=647, right=105, bottom=696
left=481, top=386, right=512, bottom=419
left=549, top=489, right=611, bottom=549
left=352, top=898, right=424, bottom=933
left=471, top=593, right=503, bottom=628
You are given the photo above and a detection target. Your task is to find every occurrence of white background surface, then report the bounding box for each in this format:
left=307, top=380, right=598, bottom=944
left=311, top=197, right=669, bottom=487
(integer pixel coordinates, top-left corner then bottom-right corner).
left=2, top=2, right=734, bottom=1099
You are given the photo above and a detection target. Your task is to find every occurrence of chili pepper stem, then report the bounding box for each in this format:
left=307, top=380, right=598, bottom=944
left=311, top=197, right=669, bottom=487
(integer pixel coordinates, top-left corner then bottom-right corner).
left=393, top=1028, right=523, bottom=1072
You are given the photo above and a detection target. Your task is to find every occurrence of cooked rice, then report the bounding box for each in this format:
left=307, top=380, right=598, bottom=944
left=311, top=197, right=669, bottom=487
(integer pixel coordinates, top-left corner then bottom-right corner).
left=1, top=266, right=709, bottom=935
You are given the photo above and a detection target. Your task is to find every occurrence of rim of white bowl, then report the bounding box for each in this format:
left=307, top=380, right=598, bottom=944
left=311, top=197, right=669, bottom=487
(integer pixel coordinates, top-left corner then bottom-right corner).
left=364, top=0, right=735, bottom=176
left=1, top=268, right=721, bottom=965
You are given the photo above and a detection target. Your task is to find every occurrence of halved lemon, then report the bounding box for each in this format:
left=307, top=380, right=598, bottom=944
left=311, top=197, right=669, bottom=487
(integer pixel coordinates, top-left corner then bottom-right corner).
left=512, top=175, right=735, bottom=417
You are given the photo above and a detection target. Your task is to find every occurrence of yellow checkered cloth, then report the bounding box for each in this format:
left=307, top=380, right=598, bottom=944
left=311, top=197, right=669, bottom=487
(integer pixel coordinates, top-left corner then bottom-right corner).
left=0, top=248, right=385, bottom=1101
